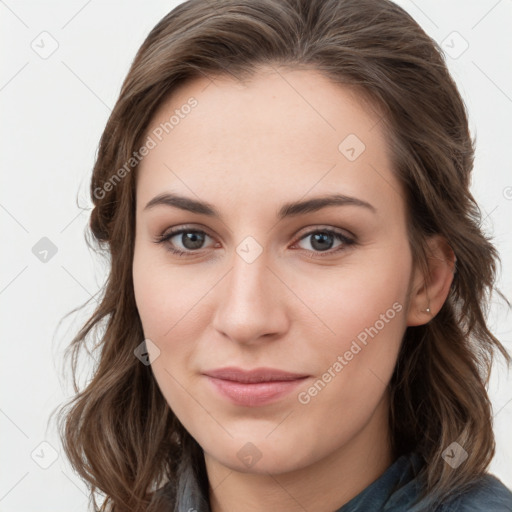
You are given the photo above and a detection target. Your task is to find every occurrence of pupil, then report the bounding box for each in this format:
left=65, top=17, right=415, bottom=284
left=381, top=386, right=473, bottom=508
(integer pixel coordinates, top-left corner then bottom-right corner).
left=311, top=232, right=333, bottom=251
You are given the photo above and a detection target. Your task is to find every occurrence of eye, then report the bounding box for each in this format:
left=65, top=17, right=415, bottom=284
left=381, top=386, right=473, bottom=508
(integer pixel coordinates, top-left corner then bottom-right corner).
left=154, top=226, right=215, bottom=256
left=292, top=228, right=355, bottom=258
left=154, top=225, right=356, bottom=258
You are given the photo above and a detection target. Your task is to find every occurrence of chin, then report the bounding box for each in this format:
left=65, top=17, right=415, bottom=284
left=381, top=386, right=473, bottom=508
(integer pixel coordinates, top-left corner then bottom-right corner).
left=201, top=433, right=318, bottom=475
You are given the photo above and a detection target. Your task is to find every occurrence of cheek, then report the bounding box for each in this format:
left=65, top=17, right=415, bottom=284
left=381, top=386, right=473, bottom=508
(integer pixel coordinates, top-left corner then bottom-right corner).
left=324, top=267, right=408, bottom=345
left=133, top=246, right=216, bottom=340
left=291, top=244, right=411, bottom=401
left=293, top=243, right=410, bottom=347
left=132, top=250, right=206, bottom=416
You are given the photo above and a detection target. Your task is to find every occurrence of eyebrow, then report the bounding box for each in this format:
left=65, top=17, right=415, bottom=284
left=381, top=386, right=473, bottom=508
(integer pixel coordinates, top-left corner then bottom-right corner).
left=143, top=192, right=376, bottom=219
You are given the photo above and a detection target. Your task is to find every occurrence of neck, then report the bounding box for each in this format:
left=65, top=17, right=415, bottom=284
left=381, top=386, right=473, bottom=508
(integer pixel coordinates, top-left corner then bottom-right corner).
left=205, top=394, right=393, bottom=512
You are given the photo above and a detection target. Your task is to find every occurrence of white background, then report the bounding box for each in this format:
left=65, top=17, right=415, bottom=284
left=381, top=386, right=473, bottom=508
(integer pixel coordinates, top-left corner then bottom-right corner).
left=1, top=0, right=511, bottom=510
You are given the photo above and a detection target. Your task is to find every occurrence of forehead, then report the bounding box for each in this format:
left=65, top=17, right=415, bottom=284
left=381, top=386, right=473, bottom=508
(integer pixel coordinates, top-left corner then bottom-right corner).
left=136, top=67, right=404, bottom=219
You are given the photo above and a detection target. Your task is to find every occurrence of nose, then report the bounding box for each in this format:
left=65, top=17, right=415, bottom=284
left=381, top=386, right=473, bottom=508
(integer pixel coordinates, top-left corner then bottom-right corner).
left=211, top=248, right=289, bottom=346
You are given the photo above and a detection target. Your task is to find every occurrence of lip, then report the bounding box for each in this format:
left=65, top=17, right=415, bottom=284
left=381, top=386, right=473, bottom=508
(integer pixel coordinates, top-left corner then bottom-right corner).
left=203, top=367, right=310, bottom=407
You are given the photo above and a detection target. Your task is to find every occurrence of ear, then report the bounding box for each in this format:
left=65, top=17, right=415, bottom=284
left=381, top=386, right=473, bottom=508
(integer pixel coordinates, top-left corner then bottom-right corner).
left=406, top=235, right=456, bottom=326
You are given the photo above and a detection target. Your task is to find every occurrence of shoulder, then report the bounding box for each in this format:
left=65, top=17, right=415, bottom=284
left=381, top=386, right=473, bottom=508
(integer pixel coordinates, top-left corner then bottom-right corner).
left=439, top=474, right=512, bottom=512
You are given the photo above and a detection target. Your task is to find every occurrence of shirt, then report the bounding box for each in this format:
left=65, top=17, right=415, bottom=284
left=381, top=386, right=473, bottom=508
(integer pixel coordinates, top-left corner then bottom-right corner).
left=335, top=452, right=512, bottom=512
left=158, top=451, right=512, bottom=511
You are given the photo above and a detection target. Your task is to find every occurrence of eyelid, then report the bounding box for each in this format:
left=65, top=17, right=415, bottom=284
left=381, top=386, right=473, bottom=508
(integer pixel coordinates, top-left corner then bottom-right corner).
left=156, top=223, right=215, bottom=242
left=156, top=224, right=354, bottom=242
left=294, top=224, right=355, bottom=241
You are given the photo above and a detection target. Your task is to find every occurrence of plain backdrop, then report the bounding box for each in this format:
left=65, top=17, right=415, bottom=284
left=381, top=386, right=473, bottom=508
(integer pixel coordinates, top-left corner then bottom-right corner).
left=1, top=0, right=511, bottom=510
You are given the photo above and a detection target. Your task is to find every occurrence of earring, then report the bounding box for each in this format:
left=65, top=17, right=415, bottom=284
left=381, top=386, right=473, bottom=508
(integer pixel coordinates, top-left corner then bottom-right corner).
left=424, top=307, right=431, bottom=313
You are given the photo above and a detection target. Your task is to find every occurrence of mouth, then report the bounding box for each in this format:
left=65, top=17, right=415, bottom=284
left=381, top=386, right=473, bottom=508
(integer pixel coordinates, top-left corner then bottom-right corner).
left=202, top=366, right=310, bottom=407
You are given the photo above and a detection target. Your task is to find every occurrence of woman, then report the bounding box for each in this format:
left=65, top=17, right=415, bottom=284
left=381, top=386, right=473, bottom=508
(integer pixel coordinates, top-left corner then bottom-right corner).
left=56, top=0, right=512, bottom=510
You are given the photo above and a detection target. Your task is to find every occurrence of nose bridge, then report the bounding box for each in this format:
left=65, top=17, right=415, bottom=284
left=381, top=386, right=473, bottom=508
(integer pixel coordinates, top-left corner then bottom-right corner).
left=230, top=245, right=269, bottom=302
left=211, top=241, right=287, bottom=343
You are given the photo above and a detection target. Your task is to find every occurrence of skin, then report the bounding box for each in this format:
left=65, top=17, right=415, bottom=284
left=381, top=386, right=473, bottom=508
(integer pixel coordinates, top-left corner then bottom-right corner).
left=132, top=67, right=455, bottom=512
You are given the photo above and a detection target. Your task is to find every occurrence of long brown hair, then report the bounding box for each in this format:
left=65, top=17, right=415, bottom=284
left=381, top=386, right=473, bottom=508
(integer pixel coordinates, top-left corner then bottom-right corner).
left=53, top=0, right=511, bottom=510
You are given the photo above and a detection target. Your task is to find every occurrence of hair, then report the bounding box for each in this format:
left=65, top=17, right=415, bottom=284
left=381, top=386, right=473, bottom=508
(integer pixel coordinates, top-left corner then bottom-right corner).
left=53, top=0, right=511, bottom=510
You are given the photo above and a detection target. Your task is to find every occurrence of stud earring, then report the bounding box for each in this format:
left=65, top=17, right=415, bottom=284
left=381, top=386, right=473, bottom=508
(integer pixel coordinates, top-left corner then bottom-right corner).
left=425, top=307, right=431, bottom=313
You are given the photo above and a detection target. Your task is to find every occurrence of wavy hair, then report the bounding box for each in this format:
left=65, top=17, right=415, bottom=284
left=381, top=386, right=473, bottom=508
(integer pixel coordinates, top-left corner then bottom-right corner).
left=54, top=0, right=511, bottom=510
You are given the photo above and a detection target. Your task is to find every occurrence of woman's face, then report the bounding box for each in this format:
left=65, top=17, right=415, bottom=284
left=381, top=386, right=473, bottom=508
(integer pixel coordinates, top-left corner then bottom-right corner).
left=133, top=68, right=417, bottom=475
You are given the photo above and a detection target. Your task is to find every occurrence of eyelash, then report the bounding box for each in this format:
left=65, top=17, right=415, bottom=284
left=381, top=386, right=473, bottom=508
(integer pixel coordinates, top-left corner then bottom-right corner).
left=153, top=225, right=356, bottom=259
